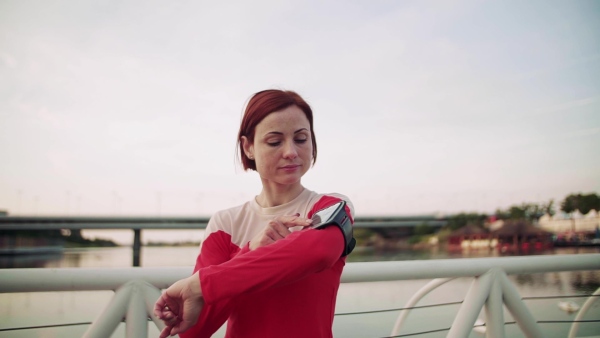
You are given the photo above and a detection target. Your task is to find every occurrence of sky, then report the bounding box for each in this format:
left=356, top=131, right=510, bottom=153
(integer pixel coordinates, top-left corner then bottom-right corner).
left=1, top=0, right=599, bottom=224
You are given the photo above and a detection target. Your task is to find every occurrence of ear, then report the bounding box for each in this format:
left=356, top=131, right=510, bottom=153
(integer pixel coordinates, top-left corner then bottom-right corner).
left=241, top=136, right=254, bottom=160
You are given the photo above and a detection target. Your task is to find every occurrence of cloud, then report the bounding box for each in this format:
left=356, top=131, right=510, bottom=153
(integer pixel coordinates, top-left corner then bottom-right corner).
left=532, top=97, right=596, bottom=116
left=516, top=53, right=600, bottom=81
left=562, top=127, right=600, bottom=139
left=1, top=1, right=599, bottom=216
left=0, top=51, right=17, bottom=68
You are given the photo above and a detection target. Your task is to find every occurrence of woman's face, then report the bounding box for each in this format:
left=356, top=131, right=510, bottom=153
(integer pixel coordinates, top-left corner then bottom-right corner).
left=243, top=105, right=313, bottom=187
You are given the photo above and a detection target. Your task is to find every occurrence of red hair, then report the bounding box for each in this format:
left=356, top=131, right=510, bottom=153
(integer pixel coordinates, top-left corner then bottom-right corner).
left=237, top=89, right=317, bottom=171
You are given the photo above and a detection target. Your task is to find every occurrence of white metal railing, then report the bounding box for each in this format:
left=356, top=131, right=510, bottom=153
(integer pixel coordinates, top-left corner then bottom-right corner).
left=1, top=253, right=599, bottom=337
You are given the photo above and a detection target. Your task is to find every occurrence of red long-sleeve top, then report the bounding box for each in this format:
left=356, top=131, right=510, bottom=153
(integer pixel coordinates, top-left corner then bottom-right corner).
left=180, top=189, right=354, bottom=338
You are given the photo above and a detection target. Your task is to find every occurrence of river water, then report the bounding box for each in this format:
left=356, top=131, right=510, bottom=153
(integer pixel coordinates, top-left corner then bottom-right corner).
left=1, top=246, right=599, bottom=338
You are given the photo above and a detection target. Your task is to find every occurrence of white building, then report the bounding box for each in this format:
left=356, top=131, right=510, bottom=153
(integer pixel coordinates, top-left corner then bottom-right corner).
left=538, top=210, right=600, bottom=234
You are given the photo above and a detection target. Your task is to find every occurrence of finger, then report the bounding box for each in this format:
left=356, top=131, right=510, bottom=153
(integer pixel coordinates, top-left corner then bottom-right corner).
left=159, top=325, right=172, bottom=338
left=161, top=307, right=177, bottom=321
left=257, top=234, right=274, bottom=246
left=162, top=305, right=174, bottom=316
left=155, top=300, right=179, bottom=320
left=160, top=310, right=176, bottom=321
left=163, top=316, right=179, bottom=327
left=154, top=293, right=168, bottom=318
left=268, top=220, right=291, bottom=238
left=171, top=324, right=186, bottom=337
left=278, top=215, right=313, bottom=228
left=262, top=226, right=283, bottom=245
left=170, top=317, right=194, bottom=336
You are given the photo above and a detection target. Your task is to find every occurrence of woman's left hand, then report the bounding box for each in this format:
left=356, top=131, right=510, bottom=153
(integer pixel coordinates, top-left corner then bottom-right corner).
left=154, top=272, right=204, bottom=338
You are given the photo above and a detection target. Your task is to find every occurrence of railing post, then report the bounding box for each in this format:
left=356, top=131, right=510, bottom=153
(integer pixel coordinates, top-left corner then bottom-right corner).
left=83, top=280, right=166, bottom=338
left=498, top=272, right=545, bottom=338
left=447, top=270, right=494, bottom=338
left=485, top=270, right=505, bottom=338
left=391, top=278, right=454, bottom=336
left=133, top=229, right=142, bottom=267
left=83, top=283, right=131, bottom=338
left=126, top=283, right=148, bottom=337
left=568, top=286, right=600, bottom=338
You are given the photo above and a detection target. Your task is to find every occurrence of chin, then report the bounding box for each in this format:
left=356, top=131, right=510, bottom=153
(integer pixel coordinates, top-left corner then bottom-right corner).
left=276, top=175, right=303, bottom=186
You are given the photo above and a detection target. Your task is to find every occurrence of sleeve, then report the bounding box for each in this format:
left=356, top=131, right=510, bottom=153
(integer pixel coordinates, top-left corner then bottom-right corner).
left=199, top=195, right=353, bottom=305
left=180, top=216, right=241, bottom=338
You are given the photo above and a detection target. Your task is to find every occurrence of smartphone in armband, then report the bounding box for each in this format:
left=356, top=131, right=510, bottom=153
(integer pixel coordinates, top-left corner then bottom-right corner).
left=310, top=200, right=356, bottom=257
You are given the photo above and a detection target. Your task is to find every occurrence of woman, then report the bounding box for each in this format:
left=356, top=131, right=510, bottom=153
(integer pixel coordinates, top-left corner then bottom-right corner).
left=154, top=89, right=354, bottom=338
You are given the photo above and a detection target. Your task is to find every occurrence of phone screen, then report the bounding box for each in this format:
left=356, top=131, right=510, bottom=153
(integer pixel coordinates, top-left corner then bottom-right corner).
left=311, top=202, right=343, bottom=228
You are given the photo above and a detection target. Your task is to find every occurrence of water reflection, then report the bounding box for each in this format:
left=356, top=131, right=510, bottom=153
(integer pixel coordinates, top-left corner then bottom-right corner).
left=0, top=252, right=63, bottom=269
left=549, top=272, right=567, bottom=293
left=570, top=270, right=600, bottom=293
left=514, top=273, right=551, bottom=288
left=507, top=271, right=600, bottom=294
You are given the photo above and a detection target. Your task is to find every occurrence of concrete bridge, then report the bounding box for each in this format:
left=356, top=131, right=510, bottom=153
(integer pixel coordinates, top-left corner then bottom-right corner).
left=0, top=214, right=448, bottom=264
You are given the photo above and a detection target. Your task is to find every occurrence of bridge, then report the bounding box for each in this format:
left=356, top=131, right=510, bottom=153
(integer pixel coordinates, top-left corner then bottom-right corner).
left=0, top=215, right=448, bottom=265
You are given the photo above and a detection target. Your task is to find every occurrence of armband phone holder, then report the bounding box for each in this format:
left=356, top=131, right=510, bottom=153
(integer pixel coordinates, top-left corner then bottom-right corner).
left=310, top=200, right=355, bottom=257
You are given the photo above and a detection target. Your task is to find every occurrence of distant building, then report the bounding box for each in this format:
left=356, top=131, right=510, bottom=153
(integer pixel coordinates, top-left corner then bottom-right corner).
left=538, top=210, right=600, bottom=234
left=447, top=224, right=493, bottom=251
left=491, top=220, right=553, bottom=253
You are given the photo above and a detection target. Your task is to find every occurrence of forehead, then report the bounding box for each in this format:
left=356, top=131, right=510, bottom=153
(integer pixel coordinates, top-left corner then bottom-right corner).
left=255, top=105, right=310, bottom=134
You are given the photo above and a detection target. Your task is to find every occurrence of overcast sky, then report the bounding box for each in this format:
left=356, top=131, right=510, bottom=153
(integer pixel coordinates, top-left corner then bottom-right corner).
left=1, top=0, right=599, bottom=221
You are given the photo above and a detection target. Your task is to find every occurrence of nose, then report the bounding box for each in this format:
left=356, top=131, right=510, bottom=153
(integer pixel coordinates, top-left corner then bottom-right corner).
left=283, top=141, right=298, bottom=159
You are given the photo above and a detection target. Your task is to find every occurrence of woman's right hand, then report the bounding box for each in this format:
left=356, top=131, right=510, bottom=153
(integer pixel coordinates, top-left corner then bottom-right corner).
left=249, top=213, right=312, bottom=250
left=154, top=272, right=204, bottom=338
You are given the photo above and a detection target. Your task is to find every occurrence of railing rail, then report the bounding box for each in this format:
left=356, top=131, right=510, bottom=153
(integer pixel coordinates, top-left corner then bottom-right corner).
left=2, top=254, right=599, bottom=292
left=1, top=254, right=599, bottom=337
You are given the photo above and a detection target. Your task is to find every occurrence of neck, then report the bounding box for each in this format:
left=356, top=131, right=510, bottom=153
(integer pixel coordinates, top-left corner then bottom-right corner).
left=256, top=182, right=305, bottom=208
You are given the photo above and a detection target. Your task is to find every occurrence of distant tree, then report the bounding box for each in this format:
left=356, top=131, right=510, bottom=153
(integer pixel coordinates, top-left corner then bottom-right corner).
left=560, top=193, right=600, bottom=215
left=414, top=222, right=435, bottom=236
left=524, top=203, right=545, bottom=220
left=559, top=193, right=600, bottom=232
left=561, top=193, right=581, bottom=232
left=561, top=194, right=579, bottom=214
left=353, top=228, right=375, bottom=247
left=542, top=199, right=555, bottom=216
left=495, top=208, right=509, bottom=220
left=578, top=193, right=600, bottom=214
left=446, top=213, right=487, bottom=231
left=508, top=205, right=527, bottom=220
left=496, top=201, right=549, bottom=221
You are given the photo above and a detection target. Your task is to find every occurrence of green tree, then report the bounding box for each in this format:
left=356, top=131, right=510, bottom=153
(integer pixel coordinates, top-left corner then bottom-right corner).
left=578, top=193, right=600, bottom=214
left=559, top=193, right=600, bottom=232
left=561, top=194, right=579, bottom=214
left=496, top=203, right=542, bottom=221
left=560, top=193, right=600, bottom=215
left=446, top=213, right=487, bottom=231
left=508, top=205, right=527, bottom=219
left=542, top=199, right=555, bottom=216
left=495, top=208, right=509, bottom=220
left=414, top=222, right=435, bottom=236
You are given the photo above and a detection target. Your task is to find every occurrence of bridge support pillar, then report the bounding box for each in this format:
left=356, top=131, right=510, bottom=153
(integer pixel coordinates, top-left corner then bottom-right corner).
left=133, top=229, right=141, bottom=267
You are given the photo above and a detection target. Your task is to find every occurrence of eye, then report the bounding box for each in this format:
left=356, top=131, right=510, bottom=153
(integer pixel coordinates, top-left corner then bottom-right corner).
left=295, top=139, right=307, bottom=144
left=267, top=141, right=281, bottom=147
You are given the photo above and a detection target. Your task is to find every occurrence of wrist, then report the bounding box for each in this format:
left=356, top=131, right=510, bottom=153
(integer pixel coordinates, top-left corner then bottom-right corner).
left=187, top=271, right=202, bottom=298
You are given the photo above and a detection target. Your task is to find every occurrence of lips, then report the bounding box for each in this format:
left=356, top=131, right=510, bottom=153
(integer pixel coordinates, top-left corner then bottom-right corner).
left=280, top=164, right=300, bottom=170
